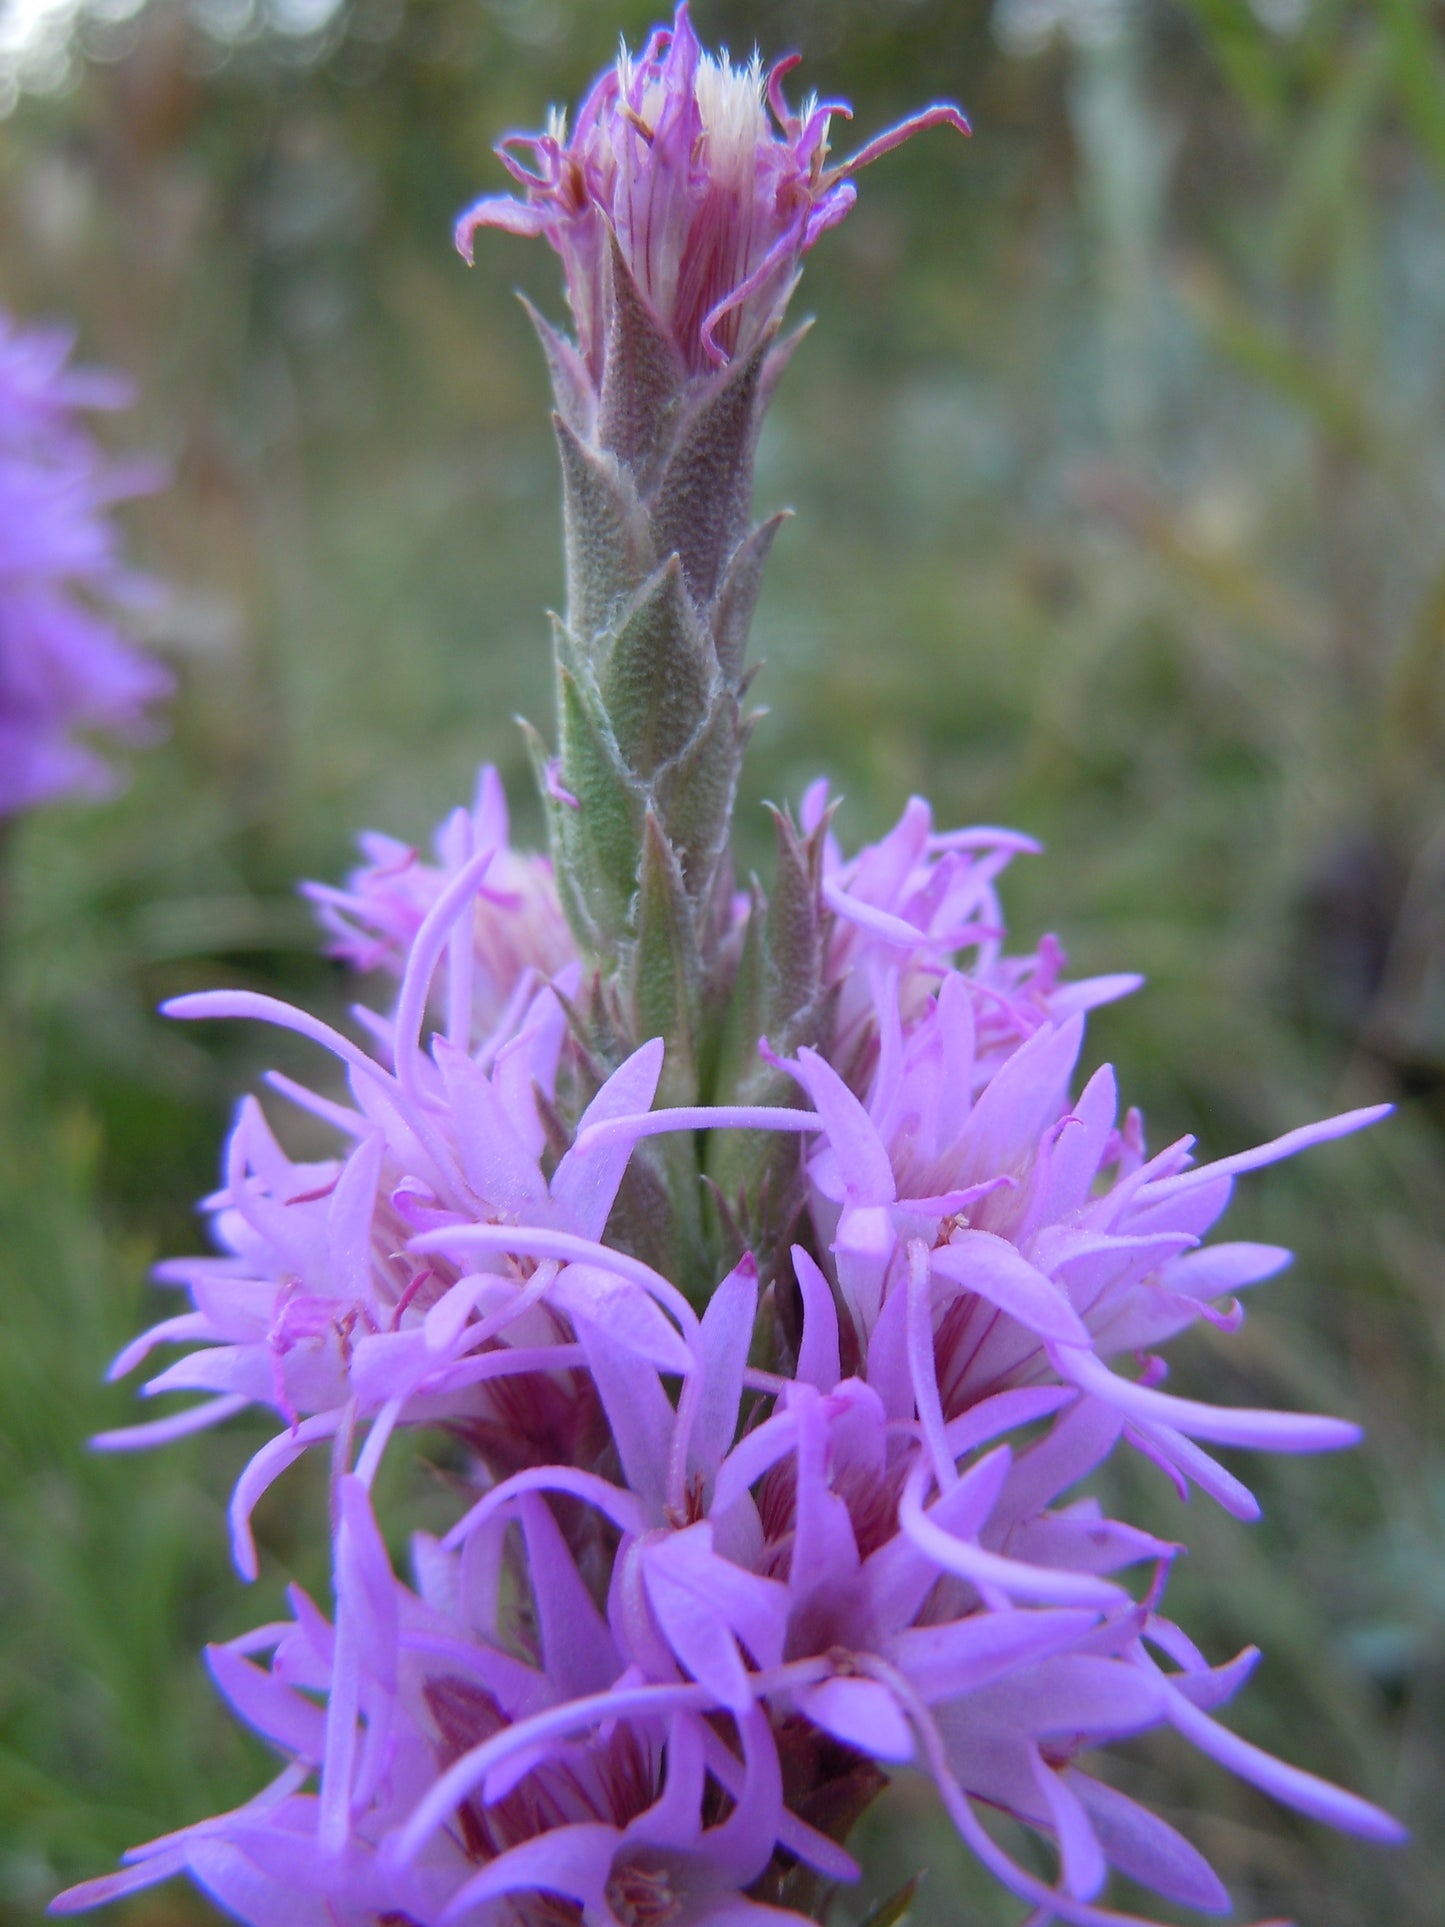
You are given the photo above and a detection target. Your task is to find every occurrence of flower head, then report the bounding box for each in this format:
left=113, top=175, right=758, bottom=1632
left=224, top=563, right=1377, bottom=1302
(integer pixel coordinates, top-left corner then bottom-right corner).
left=0, top=312, right=171, bottom=816
left=99, top=826, right=693, bottom=1582
left=456, top=3, right=968, bottom=378
left=304, top=765, right=575, bottom=1030
left=800, top=783, right=1142, bottom=1090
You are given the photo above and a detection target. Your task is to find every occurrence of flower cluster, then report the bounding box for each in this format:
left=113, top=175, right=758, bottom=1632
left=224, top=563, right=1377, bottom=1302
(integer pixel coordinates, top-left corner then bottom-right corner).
left=57, top=772, right=1400, bottom=1927
left=457, top=3, right=967, bottom=378
left=0, top=312, right=171, bottom=817
left=55, top=9, right=1401, bottom=1926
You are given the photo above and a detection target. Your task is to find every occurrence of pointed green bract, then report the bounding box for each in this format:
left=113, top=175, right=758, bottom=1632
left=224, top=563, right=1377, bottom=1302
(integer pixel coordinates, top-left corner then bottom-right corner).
left=650, top=335, right=770, bottom=606
left=712, top=509, right=789, bottom=685
left=653, top=692, right=741, bottom=896
left=596, top=235, right=686, bottom=478
left=553, top=654, right=645, bottom=945
left=520, top=145, right=825, bottom=1284
left=555, top=415, right=652, bottom=644
left=704, top=807, right=833, bottom=1271
left=601, top=558, right=714, bottom=778
left=631, top=811, right=701, bottom=1084
left=535, top=215, right=791, bottom=1025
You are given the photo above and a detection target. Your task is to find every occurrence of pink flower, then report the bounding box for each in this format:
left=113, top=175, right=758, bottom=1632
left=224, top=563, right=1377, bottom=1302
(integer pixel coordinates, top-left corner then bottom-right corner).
left=55, top=1476, right=803, bottom=1926
left=456, top=4, right=968, bottom=378
left=799, top=783, right=1142, bottom=1090
left=775, top=968, right=1386, bottom=1519
left=99, top=839, right=691, bottom=1581
left=304, top=766, right=574, bottom=1031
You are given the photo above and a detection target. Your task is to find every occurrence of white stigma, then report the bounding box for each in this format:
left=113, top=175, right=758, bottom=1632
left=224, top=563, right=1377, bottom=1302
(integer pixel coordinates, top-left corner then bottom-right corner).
left=694, top=48, right=768, bottom=188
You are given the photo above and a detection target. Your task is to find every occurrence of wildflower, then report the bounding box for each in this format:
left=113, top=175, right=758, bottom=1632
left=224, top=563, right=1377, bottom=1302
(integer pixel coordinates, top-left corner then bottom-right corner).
left=304, top=766, right=574, bottom=1028
left=0, top=312, right=171, bottom=815
left=56, top=7, right=1404, bottom=1922
left=53, top=1475, right=794, bottom=1925
left=799, top=783, right=1143, bottom=1087
left=775, top=966, right=1385, bottom=1518
left=392, top=1235, right=1400, bottom=1925
left=98, top=845, right=694, bottom=1580
left=457, top=3, right=969, bottom=380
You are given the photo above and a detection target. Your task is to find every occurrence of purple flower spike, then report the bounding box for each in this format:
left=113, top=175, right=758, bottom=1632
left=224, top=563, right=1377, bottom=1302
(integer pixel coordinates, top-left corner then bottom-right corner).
left=456, top=3, right=968, bottom=377
left=0, top=312, right=172, bottom=816
left=54, top=3, right=1404, bottom=1916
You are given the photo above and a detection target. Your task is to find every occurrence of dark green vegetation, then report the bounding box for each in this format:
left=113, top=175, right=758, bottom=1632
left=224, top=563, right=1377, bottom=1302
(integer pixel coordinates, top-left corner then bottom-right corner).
left=1, top=1, right=1442, bottom=1921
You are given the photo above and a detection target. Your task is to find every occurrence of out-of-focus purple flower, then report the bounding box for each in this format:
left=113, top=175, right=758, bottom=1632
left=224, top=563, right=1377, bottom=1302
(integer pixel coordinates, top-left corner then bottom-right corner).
left=456, top=3, right=968, bottom=378
left=0, top=312, right=171, bottom=816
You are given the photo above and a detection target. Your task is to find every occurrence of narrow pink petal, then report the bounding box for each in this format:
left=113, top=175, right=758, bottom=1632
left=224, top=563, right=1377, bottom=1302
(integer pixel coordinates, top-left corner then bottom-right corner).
left=205, top=1646, right=327, bottom=1760
left=932, top=1231, right=1092, bottom=1345
left=689, top=1255, right=759, bottom=1478
left=49, top=1851, right=189, bottom=1912
left=454, top=194, right=554, bottom=263
left=891, top=1606, right=1099, bottom=1704
left=1137, top=1105, right=1392, bottom=1205
left=439, top=1823, right=617, bottom=1921
left=792, top=1047, right=896, bottom=1202
left=841, top=102, right=972, bottom=176
left=517, top=1492, right=619, bottom=1699
left=1159, top=1669, right=1406, bottom=1842
left=384, top=1680, right=708, bottom=1867
left=900, top=1459, right=1122, bottom=1608
left=1054, top=1343, right=1361, bottom=1454
left=800, top=1676, right=914, bottom=1761
left=1034, top=1750, right=1108, bottom=1899
left=549, top=1036, right=665, bottom=1236
left=92, top=1392, right=250, bottom=1453
left=444, top=1462, right=646, bottom=1552
left=1066, top=1771, right=1231, bottom=1914
left=792, top=1246, right=840, bottom=1392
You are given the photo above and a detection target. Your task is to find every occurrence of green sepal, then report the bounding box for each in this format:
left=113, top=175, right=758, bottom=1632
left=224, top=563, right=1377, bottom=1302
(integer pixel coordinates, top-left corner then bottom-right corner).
left=702, top=880, right=798, bottom=1256
left=760, top=316, right=812, bottom=415
left=762, top=802, right=824, bottom=1041
left=600, top=556, right=714, bottom=780
left=650, top=332, right=770, bottom=606
left=710, top=509, right=789, bottom=687
left=597, top=232, right=686, bottom=481
left=554, top=970, right=631, bottom=1093
left=653, top=687, right=741, bottom=896
left=519, top=295, right=595, bottom=442
left=630, top=810, right=701, bottom=1096
left=555, top=414, right=653, bottom=644
left=519, top=710, right=599, bottom=953
left=700, top=806, right=831, bottom=1265
left=553, top=647, right=645, bottom=946
left=707, top=880, right=767, bottom=1110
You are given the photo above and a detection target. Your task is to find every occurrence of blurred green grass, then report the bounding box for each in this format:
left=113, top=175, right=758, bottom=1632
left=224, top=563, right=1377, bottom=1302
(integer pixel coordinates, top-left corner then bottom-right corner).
left=1, top=0, right=1443, bottom=1921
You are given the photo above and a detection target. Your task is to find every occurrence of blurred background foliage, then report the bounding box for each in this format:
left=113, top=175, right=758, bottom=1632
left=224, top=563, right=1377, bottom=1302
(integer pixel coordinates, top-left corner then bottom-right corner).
left=1, top=0, right=1443, bottom=1920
